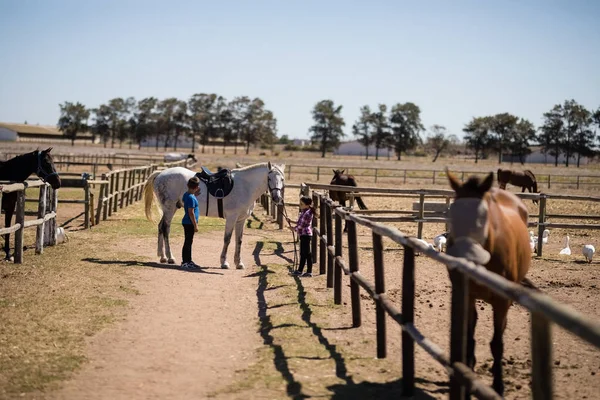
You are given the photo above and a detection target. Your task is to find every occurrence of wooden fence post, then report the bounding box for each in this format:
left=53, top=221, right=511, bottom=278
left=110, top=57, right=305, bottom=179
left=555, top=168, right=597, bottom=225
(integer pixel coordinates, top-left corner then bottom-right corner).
left=334, top=210, right=343, bottom=305
left=449, top=269, right=469, bottom=400
left=531, top=312, right=553, bottom=399
left=312, top=193, right=318, bottom=264
left=108, top=173, right=114, bottom=217
left=347, top=219, right=361, bottom=327
left=548, top=175, right=551, bottom=189
left=374, top=168, right=378, bottom=183
left=537, top=195, right=547, bottom=257
left=373, top=232, right=386, bottom=359
left=84, top=181, right=90, bottom=229
left=44, top=187, right=52, bottom=245
left=317, top=166, right=320, bottom=181
left=402, top=245, right=415, bottom=396
left=403, top=170, right=407, bottom=184
left=287, top=165, right=292, bottom=180
left=14, top=190, right=25, bottom=264
left=417, top=193, right=425, bottom=239
left=90, top=192, right=95, bottom=226
left=36, top=185, right=47, bottom=254
left=577, top=175, right=580, bottom=190
left=50, top=188, right=57, bottom=245
left=103, top=174, right=110, bottom=221
left=326, top=202, right=334, bottom=288
left=120, top=171, right=127, bottom=209
left=319, top=198, right=327, bottom=275
left=113, top=172, right=120, bottom=213
left=445, top=196, right=451, bottom=233
left=432, top=170, right=436, bottom=185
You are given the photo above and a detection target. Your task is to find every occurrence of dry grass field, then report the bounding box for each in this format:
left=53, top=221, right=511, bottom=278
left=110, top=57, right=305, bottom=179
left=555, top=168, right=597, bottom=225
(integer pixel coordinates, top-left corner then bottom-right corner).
left=2, top=143, right=600, bottom=399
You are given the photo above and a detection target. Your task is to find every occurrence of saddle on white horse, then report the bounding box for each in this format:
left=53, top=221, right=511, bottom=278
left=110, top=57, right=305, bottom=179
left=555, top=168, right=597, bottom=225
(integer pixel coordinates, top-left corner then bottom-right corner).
left=195, top=167, right=235, bottom=218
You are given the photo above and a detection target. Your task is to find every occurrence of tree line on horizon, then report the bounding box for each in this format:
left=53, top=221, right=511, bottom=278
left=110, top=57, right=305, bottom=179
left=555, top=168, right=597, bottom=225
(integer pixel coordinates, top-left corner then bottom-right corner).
left=57, top=95, right=278, bottom=154
left=308, top=99, right=600, bottom=166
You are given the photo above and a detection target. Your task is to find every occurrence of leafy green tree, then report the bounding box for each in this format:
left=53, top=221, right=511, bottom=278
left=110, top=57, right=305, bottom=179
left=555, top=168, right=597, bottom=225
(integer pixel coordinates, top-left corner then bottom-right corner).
left=228, top=96, right=252, bottom=154
left=91, top=104, right=112, bottom=147
left=507, top=119, right=536, bottom=164
left=156, top=97, right=179, bottom=150
left=539, top=105, right=564, bottom=166
left=566, top=101, right=595, bottom=167
left=278, top=134, right=290, bottom=145
left=389, top=102, right=423, bottom=160
left=426, top=124, right=457, bottom=162
left=188, top=93, right=217, bottom=153
left=489, top=113, right=519, bottom=163
left=57, top=101, right=90, bottom=146
left=133, top=97, right=158, bottom=149
left=463, top=117, right=492, bottom=163
left=309, top=100, right=345, bottom=158
left=370, top=104, right=391, bottom=160
left=352, top=105, right=373, bottom=159
left=171, top=100, right=189, bottom=151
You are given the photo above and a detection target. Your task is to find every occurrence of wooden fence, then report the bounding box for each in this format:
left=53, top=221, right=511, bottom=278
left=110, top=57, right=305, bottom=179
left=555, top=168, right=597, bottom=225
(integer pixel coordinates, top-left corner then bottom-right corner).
left=0, top=180, right=58, bottom=263
left=298, top=188, right=600, bottom=400
left=284, top=164, right=600, bottom=189
left=303, top=182, right=600, bottom=257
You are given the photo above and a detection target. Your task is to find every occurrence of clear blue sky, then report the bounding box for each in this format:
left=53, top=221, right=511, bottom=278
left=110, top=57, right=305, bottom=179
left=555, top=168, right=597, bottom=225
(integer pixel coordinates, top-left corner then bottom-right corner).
left=1, top=0, right=599, bottom=140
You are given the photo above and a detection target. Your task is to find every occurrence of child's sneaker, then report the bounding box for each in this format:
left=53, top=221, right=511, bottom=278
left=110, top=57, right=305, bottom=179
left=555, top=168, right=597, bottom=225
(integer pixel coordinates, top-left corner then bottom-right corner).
left=189, top=261, right=201, bottom=269
left=291, top=270, right=302, bottom=276
left=181, top=262, right=192, bottom=270
left=301, top=272, right=313, bottom=278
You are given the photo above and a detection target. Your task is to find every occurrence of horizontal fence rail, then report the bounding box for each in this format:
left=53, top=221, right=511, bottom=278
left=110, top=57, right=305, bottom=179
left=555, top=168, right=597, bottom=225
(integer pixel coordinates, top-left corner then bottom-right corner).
left=282, top=164, right=600, bottom=189
left=0, top=179, right=57, bottom=263
left=299, top=187, right=600, bottom=400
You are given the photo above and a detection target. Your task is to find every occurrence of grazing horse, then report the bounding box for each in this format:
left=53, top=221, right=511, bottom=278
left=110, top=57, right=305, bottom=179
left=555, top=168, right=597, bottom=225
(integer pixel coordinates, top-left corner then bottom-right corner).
left=144, top=162, right=285, bottom=269
left=497, top=168, right=538, bottom=204
left=446, top=171, right=531, bottom=397
left=0, top=149, right=61, bottom=260
left=329, top=169, right=368, bottom=210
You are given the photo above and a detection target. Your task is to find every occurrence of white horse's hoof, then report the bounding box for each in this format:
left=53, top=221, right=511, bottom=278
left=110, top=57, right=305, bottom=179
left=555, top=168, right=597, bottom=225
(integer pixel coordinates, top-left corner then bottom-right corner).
left=160, top=257, right=168, bottom=263
left=221, top=262, right=230, bottom=269
left=236, top=263, right=245, bottom=270
left=167, top=258, right=176, bottom=264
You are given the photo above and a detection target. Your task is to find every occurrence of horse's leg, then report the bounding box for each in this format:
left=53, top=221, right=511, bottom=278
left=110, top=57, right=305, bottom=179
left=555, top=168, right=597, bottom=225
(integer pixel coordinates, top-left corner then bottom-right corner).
left=3, top=211, right=13, bottom=261
left=157, top=215, right=167, bottom=263
left=521, top=186, right=526, bottom=193
left=340, top=199, right=348, bottom=233
left=490, top=300, right=510, bottom=396
left=233, top=216, right=247, bottom=269
left=162, top=205, right=178, bottom=264
left=220, top=217, right=236, bottom=269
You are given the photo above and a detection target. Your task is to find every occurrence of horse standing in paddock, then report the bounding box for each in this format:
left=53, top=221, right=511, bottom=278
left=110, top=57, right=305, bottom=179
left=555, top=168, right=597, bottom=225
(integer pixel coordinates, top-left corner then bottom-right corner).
left=497, top=168, right=538, bottom=204
left=446, top=171, right=531, bottom=397
left=163, top=153, right=197, bottom=163
left=0, top=149, right=61, bottom=260
left=144, top=162, right=285, bottom=269
left=329, top=169, right=368, bottom=210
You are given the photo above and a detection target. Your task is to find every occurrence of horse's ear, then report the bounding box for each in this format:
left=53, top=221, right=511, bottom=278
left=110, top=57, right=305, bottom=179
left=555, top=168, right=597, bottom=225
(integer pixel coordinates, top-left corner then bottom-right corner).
left=446, top=169, right=461, bottom=192
left=268, top=161, right=272, bottom=170
left=44, top=147, right=53, bottom=153
left=341, top=169, right=345, bottom=174
left=332, top=169, right=336, bottom=175
left=481, top=172, right=494, bottom=193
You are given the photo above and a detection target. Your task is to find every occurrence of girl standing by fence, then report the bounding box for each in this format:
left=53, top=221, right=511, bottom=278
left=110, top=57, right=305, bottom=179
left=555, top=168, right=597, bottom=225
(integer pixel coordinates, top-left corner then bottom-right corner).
left=288, top=196, right=316, bottom=277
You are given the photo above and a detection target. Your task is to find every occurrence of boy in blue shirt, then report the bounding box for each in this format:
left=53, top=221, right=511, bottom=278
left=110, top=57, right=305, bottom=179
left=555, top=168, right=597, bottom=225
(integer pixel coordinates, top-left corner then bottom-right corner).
left=181, top=176, right=200, bottom=269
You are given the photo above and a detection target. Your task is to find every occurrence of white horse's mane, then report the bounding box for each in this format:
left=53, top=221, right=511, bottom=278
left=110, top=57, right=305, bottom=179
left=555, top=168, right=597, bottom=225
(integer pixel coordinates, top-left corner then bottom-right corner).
left=234, top=162, right=285, bottom=175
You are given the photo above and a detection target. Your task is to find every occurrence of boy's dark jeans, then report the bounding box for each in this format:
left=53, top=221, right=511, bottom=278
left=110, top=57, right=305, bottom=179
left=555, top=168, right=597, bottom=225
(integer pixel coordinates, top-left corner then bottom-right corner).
left=182, top=223, right=195, bottom=263
left=298, top=235, right=313, bottom=273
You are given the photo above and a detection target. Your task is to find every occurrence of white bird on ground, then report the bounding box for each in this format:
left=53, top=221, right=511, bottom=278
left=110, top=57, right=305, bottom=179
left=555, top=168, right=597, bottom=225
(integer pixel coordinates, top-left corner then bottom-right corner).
left=542, top=229, right=550, bottom=244
left=529, top=232, right=536, bottom=253
left=559, top=236, right=571, bottom=256
left=583, top=245, right=595, bottom=263
left=433, top=232, right=448, bottom=252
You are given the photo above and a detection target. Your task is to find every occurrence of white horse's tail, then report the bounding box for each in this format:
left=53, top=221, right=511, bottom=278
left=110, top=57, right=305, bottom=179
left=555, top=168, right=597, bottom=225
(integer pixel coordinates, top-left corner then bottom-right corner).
left=144, top=170, right=162, bottom=222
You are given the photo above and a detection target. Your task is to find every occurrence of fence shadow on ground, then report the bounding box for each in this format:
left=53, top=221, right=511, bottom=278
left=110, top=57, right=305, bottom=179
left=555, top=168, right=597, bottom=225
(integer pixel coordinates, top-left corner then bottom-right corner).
left=81, top=257, right=224, bottom=275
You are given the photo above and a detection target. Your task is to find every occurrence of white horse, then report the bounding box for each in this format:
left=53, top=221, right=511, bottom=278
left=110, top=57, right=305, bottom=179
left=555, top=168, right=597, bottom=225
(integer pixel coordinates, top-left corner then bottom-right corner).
left=143, top=162, right=285, bottom=269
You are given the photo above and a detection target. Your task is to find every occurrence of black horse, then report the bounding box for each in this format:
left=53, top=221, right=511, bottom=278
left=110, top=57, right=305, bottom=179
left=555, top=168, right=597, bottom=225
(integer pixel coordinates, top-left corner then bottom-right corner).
left=0, top=148, right=61, bottom=260
left=330, top=169, right=367, bottom=232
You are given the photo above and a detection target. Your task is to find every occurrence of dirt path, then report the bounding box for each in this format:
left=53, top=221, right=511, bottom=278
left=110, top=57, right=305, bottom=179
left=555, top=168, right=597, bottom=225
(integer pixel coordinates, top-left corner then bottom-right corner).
left=47, top=233, right=264, bottom=400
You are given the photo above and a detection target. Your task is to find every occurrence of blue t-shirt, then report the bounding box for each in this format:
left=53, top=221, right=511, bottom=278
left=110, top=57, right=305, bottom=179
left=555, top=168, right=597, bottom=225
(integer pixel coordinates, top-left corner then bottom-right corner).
left=182, top=192, right=199, bottom=225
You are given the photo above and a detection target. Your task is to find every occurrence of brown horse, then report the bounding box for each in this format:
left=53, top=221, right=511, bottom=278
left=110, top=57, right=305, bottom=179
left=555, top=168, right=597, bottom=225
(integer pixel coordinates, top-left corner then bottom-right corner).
left=497, top=168, right=538, bottom=204
left=446, top=171, right=531, bottom=397
left=329, top=169, right=368, bottom=210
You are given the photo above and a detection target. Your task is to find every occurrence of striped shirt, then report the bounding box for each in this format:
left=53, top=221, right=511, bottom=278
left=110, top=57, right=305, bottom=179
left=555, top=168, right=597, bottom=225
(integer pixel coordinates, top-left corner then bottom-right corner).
left=295, top=208, right=314, bottom=236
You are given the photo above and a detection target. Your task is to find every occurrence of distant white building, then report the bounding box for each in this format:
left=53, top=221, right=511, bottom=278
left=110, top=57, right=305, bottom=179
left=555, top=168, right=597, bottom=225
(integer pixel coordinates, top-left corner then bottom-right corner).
left=292, top=138, right=310, bottom=146
left=333, top=140, right=395, bottom=157
left=502, top=146, right=591, bottom=165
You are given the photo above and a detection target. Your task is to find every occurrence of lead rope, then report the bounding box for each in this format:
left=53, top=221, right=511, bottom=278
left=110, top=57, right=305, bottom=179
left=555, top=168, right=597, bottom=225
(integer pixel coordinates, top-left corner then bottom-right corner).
left=280, top=203, right=298, bottom=271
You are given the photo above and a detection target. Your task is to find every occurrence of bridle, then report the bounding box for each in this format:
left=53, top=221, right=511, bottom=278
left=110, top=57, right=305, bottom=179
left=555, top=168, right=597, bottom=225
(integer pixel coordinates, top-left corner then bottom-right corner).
left=36, top=151, right=58, bottom=183
left=267, top=162, right=284, bottom=203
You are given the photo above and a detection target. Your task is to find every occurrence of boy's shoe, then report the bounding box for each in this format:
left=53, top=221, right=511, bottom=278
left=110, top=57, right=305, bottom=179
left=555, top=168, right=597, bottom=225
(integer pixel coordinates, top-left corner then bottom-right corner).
left=301, top=272, right=313, bottom=278
left=291, top=270, right=302, bottom=276
left=188, top=261, right=201, bottom=269
left=181, top=262, right=195, bottom=270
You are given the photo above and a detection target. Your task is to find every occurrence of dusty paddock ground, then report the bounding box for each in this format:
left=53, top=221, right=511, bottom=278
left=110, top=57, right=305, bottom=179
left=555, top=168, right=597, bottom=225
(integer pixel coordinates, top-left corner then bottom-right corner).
left=280, top=180, right=600, bottom=399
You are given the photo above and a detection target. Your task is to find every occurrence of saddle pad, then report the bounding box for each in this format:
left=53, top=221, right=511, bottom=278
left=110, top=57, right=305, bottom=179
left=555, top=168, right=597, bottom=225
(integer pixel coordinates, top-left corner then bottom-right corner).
left=195, top=168, right=234, bottom=199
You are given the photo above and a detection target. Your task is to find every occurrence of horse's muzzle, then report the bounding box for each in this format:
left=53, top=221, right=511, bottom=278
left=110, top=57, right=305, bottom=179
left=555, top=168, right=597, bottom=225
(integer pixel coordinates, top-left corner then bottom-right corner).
left=447, top=237, right=491, bottom=265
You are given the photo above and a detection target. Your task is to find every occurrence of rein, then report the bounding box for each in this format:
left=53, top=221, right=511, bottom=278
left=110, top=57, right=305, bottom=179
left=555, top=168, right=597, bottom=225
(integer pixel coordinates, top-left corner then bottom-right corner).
left=280, top=203, right=298, bottom=270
